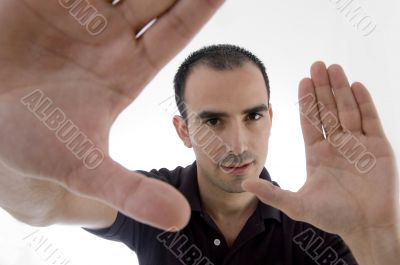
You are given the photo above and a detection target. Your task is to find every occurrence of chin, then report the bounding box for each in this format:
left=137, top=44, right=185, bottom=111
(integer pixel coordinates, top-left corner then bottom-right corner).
left=224, top=177, right=249, bottom=193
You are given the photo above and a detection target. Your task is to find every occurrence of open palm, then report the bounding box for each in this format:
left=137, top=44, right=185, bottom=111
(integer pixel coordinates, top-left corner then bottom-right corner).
left=0, top=0, right=223, bottom=229
left=243, top=62, right=399, bottom=238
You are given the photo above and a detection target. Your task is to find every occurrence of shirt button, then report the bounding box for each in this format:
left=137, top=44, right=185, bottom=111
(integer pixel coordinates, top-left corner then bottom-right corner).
left=213, top=239, right=221, bottom=246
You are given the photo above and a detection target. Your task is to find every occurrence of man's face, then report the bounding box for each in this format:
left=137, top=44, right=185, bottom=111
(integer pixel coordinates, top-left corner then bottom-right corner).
left=179, top=62, right=272, bottom=193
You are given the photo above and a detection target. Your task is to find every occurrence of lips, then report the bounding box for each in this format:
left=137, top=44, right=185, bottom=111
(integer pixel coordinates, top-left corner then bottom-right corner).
left=222, top=163, right=249, bottom=168
left=220, top=162, right=253, bottom=175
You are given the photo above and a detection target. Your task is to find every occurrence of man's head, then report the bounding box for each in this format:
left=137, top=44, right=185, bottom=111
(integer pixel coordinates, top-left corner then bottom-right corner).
left=172, top=44, right=273, bottom=193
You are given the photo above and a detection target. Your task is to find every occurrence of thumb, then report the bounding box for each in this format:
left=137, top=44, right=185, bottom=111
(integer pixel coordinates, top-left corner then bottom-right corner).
left=64, top=157, right=191, bottom=231
left=242, top=179, right=304, bottom=221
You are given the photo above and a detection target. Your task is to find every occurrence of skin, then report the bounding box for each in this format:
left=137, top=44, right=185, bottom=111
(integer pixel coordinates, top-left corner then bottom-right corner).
left=0, top=0, right=398, bottom=263
left=242, top=62, right=400, bottom=264
left=0, top=0, right=225, bottom=230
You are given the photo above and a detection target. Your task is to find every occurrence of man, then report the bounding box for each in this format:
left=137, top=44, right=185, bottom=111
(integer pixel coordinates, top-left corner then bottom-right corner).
left=83, top=44, right=359, bottom=264
left=0, top=0, right=398, bottom=265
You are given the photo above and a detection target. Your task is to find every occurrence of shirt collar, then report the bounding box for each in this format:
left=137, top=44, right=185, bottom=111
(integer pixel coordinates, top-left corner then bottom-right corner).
left=179, top=161, right=282, bottom=223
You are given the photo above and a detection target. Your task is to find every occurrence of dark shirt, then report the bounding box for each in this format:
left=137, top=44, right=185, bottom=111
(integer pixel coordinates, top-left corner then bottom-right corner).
left=84, top=161, right=358, bottom=265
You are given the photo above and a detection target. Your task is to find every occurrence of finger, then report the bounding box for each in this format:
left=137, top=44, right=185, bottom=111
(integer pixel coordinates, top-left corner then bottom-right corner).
left=242, top=179, right=304, bottom=221
left=298, top=77, right=324, bottom=145
left=311, top=61, right=341, bottom=136
left=328, top=64, right=362, bottom=133
left=113, top=0, right=177, bottom=34
left=351, top=82, right=385, bottom=136
left=136, top=0, right=224, bottom=74
left=65, top=157, right=191, bottom=230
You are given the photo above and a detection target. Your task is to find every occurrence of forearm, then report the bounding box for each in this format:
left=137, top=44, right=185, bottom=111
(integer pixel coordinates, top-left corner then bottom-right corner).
left=0, top=163, right=66, bottom=226
left=343, top=225, right=400, bottom=265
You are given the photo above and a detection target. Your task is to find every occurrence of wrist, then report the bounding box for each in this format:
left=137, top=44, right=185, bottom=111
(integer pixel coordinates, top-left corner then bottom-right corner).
left=342, top=224, right=400, bottom=265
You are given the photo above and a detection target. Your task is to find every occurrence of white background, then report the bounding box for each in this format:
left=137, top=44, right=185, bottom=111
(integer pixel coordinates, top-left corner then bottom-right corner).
left=1, top=0, right=399, bottom=264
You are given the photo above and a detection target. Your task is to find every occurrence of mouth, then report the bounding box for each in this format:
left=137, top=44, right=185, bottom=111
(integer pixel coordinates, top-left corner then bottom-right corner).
left=220, top=161, right=254, bottom=175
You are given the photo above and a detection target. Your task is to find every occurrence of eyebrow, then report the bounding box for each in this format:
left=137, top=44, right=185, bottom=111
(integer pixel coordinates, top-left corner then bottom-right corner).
left=197, top=104, right=269, bottom=120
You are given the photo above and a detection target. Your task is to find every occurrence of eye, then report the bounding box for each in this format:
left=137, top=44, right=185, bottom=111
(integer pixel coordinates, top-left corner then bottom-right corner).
left=205, top=118, right=220, bottom=127
left=247, top=113, right=263, bottom=121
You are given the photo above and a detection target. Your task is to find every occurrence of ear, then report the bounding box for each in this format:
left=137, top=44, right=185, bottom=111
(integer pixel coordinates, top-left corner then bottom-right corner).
left=173, top=115, right=192, bottom=148
left=268, top=103, right=273, bottom=124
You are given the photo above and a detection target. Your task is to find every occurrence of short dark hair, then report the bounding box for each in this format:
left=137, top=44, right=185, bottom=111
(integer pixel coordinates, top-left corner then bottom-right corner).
left=173, top=44, right=270, bottom=120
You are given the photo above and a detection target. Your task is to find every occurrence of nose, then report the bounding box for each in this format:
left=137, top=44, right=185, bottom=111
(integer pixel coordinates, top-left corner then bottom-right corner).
left=224, top=121, right=248, bottom=155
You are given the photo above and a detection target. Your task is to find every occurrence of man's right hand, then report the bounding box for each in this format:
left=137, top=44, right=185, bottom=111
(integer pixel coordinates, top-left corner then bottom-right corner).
left=0, top=0, right=223, bottom=230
